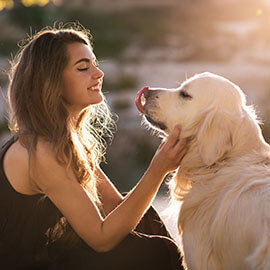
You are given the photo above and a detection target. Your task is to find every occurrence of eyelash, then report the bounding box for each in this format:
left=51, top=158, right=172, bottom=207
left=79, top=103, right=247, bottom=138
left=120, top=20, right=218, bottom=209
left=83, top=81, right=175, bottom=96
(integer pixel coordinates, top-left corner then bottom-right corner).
left=77, top=62, right=99, bottom=72
left=180, top=90, right=192, bottom=99
left=77, top=67, right=89, bottom=71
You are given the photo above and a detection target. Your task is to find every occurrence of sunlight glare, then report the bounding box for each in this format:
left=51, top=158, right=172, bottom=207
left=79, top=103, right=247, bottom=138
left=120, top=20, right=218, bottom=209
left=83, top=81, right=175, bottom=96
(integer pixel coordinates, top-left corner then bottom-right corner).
left=36, top=0, right=50, bottom=6
left=256, top=9, right=263, bottom=16
left=0, top=2, right=5, bottom=11
left=0, top=0, right=14, bottom=11
left=21, top=0, right=50, bottom=7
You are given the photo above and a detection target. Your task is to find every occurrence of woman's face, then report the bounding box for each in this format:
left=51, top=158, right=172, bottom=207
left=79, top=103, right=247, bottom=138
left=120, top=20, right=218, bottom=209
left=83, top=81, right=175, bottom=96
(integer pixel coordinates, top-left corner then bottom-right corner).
left=62, top=42, right=104, bottom=114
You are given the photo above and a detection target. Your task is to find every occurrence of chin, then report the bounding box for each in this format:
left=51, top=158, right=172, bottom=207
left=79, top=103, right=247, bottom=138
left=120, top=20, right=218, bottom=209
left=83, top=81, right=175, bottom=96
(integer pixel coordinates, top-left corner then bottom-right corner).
left=89, top=95, right=104, bottom=105
left=143, top=115, right=168, bottom=136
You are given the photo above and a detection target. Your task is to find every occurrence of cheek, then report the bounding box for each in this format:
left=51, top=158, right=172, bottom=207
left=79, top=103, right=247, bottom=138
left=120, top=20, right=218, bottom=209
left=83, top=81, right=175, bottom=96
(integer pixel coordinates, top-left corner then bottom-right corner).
left=62, top=80, right=76, bottom=103
left=177, top=103, right=201, bottom=128
left=158, top=96, right=180, bottom=118
left=160, top=98, right=195, bottom=129
left=62, top=72, right=85, bottom=104
left=165, top=107, right=184, bottom=130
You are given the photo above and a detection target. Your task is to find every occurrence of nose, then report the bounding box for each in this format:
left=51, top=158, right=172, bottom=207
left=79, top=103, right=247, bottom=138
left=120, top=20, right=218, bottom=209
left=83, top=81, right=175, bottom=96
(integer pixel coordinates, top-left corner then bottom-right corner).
left=92, top=66, right=104, bottom=80
left=144, top=89, right=159, bottom=99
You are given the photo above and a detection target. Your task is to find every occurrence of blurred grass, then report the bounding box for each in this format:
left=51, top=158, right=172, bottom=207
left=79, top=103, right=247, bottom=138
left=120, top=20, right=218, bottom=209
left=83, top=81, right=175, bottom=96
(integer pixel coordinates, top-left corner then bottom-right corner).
left=0, top=3, right=171, bottom=59
left=103, top=73, right=138, bottom=92
left=1, top=1, right=270, bottom=62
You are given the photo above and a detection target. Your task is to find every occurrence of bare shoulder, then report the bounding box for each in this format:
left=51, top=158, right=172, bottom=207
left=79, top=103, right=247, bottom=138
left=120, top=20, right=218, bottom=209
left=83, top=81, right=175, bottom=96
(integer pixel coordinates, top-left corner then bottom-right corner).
left=33, top=137, right=76, bottom=192
left=34, top=137, right=59, bottom=171
left=4, top=138, right=28, bottom=163
left=3, top=139, right=28, bottom=177
left=3, top=139, right=37, bottom=194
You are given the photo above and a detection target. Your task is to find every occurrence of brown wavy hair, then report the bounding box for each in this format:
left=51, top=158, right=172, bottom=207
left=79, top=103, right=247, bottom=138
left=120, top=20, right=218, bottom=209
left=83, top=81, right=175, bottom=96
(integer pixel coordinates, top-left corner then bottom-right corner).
left=7, top=23, right=116, bottom=203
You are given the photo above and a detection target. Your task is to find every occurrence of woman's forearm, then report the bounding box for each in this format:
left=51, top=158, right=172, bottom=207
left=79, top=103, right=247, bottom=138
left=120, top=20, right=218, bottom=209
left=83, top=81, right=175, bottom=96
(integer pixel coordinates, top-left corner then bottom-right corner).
left=96, top=165, right=166, bottom=251
left=91, top=126, right=186, bottom=252
left=95, top=167, right=124, bottom=216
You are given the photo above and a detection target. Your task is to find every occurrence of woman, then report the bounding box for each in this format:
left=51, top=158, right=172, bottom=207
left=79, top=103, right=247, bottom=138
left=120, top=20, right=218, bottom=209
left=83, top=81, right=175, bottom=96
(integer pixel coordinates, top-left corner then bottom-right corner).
left=0, top=24, right=186, bottom=269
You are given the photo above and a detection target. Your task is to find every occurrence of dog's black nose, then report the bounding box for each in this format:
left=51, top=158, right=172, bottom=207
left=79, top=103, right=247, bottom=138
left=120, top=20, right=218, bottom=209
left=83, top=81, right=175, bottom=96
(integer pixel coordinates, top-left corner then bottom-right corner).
left=144, top=89, right=159, bottom=99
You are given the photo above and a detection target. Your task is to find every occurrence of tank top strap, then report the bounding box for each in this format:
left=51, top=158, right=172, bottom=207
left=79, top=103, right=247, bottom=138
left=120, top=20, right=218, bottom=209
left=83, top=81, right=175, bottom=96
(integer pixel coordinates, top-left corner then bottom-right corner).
left=0, top=136, right=18, bottom=194
left=0, top=136, right=16, bottom=161
left=0, top=136, right=43, bottom=199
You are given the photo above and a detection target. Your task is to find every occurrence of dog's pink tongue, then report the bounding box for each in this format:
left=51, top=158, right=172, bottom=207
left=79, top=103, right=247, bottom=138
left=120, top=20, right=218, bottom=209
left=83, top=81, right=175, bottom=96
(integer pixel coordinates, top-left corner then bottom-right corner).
left=135, top=86, right=149, bottom=114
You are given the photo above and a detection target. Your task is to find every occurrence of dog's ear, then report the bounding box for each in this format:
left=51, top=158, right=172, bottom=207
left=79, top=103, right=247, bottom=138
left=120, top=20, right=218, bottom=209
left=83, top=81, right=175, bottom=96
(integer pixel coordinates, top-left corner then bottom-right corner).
left=197, top=109, right=235, bottom=166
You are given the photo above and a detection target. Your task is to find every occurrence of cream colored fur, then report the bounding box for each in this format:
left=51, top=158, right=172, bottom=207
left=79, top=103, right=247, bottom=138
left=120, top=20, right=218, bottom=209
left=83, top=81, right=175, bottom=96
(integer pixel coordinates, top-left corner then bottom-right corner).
left=142, top=72, right=270, bottom=269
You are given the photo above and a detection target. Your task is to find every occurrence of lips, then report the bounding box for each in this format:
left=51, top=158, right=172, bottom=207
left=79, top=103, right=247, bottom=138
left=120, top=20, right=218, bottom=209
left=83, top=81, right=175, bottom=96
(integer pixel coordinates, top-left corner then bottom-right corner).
left=135, top=86, right=149, bottom=114
left=88, top=82, right=101, bottom=91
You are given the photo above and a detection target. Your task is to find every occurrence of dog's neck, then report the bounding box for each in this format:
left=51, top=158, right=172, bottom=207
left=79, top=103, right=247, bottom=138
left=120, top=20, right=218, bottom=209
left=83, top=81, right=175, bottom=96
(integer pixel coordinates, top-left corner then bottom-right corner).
left=181, top=111, right=269, bottom=172
left=172, top=128, right=270, bottom=200
left=180, top=137, right=220, bottom=174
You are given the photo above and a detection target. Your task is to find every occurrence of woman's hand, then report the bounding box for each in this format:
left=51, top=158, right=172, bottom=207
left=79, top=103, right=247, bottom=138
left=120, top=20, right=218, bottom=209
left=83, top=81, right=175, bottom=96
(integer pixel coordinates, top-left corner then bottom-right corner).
left=149, top=125, right=187, bottom=175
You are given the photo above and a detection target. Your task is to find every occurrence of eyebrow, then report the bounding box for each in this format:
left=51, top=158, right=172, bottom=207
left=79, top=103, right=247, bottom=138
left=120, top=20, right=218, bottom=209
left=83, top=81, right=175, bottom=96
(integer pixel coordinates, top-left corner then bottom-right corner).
left=73, top=58, right=91, bottom=65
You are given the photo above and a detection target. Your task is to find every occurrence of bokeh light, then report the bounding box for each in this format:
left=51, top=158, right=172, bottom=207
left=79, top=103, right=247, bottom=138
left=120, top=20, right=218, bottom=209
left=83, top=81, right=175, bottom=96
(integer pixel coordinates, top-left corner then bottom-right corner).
left=21, top=0, right=50, bottom=7
left=256, top=8, right=263, bottom=16
left=0, top=0, right=14, bottom=11
left=0, top=0, right=50, bottom=11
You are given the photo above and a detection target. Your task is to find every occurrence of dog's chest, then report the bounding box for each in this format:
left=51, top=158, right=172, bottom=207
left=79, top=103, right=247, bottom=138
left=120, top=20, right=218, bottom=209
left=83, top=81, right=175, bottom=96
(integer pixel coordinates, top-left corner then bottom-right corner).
left=179, top=190, right=222, bottom=269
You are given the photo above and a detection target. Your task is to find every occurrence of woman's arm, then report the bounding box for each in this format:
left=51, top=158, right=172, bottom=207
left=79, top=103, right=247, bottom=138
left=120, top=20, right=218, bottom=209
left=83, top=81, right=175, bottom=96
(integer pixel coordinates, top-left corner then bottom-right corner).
left=33, top=126, right=186, bottom=252
left=94, top=166, right=123, bottom=216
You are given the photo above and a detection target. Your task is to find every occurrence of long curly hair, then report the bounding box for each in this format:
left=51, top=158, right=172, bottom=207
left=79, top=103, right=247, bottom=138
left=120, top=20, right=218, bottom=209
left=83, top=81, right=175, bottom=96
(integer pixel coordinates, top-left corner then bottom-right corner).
left=7, top=23, right=116, bottom=204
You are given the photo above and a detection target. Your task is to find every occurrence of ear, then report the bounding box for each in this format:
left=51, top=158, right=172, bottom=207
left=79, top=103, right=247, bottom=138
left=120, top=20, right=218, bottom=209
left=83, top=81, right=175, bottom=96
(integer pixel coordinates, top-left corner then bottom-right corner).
left=197, top=109, right=235, bottom=166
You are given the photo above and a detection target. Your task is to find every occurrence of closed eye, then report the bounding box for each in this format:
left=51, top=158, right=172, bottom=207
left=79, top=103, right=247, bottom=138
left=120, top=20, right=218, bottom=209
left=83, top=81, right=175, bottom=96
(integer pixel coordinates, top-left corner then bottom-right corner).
left=180, top=90, right=192, bottom=99
left=77, top=67, right=89, bottom=71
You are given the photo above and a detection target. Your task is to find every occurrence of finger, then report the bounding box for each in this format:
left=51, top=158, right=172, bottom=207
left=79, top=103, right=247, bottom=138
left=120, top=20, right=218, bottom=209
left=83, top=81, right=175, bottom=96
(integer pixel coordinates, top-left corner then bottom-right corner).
left=175, top=138, right=187, bottom=152
left=164, top=125, right=181, bottom=148
left=176, top=147, right=188, bottom=163
left=157, top=140, right=166, bottom=150
left=170, top=138, right=187, bottom=159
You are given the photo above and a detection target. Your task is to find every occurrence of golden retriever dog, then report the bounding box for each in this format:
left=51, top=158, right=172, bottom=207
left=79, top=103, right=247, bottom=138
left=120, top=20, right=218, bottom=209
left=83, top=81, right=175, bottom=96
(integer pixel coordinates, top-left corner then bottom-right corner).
left=136, top=72, right=270, bottom=270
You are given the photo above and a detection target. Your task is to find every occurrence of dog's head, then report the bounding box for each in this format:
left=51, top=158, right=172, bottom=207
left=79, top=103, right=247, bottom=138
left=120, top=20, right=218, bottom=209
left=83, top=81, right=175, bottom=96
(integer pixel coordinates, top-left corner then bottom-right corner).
left=136, top=72, right=260, bottom=167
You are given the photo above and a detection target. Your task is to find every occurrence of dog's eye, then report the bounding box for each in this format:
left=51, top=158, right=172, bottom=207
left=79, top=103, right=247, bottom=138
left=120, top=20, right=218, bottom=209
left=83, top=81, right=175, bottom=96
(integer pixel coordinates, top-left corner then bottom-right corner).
left=180, top=90, right=192, bottom=99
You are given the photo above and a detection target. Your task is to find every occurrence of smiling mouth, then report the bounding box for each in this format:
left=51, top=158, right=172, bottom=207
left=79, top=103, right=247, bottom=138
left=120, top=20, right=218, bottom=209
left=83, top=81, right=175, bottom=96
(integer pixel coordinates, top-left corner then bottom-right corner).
left=145, top=115, right=167, bottom=130
left=88, top=83, right=101, bottom=91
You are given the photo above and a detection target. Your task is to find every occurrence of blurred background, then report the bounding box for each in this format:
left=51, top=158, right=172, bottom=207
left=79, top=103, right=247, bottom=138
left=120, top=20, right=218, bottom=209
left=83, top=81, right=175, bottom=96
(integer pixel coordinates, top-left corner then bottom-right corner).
left=1, top=0, right=270, bottom=241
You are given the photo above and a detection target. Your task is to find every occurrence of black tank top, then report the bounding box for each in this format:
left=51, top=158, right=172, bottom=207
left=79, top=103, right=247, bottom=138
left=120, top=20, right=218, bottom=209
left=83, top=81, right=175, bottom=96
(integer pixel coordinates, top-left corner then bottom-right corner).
left=0, top=138, right=182, bottom=270
left=0, top=137, right=79, bottom=269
